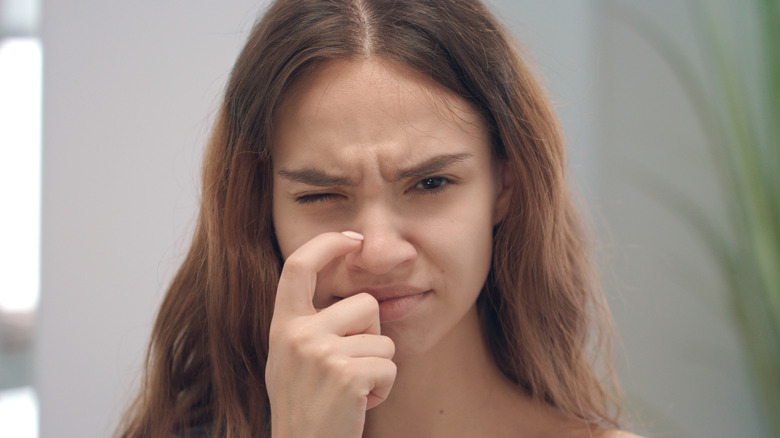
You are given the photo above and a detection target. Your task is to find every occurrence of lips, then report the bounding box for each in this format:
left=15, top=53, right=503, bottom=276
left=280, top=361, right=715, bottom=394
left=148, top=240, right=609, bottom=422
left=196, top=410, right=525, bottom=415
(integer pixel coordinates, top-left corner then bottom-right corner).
left=351, top=285, right=427, bottom=301
left=338, top=285, right=430, bottom=322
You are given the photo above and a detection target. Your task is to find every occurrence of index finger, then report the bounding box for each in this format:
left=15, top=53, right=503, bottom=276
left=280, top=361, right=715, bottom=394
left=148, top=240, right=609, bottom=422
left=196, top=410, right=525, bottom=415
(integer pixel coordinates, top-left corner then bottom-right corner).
left=274, top=231, right=364, bottom=317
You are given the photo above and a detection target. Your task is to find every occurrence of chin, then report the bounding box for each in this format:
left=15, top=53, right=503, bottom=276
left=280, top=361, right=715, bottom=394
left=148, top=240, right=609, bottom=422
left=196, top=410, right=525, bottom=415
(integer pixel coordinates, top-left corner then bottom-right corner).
left=381, top=303, right=481, bottom=363
left=380, top=321, right=438, bottom=360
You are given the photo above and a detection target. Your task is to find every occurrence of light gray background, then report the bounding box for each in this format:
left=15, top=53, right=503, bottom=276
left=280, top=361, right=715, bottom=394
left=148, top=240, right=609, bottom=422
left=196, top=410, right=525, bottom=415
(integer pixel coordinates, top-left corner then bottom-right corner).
left=38, top=0, right=764, bottom=437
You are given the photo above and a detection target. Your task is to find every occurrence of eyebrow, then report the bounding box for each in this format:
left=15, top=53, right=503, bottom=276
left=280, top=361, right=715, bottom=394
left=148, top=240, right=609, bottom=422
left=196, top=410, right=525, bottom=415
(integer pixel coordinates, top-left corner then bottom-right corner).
left=277, top=168, right=356, bottom=187
left=394, top=153, right=473, bottom=181
left=277, top=152, right=474, bottom=187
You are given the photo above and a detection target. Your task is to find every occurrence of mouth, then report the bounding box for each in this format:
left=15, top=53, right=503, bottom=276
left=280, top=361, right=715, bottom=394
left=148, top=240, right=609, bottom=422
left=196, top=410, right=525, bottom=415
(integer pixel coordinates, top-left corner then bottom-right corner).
left=337, top=286, right=431, bottom=323
left=374, top=290, right=430, bottom=323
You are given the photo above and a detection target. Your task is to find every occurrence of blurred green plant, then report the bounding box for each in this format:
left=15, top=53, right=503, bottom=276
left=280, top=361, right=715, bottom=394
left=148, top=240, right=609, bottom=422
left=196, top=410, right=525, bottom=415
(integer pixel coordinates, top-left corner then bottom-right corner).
left=612, top=1, right=780, bottom=437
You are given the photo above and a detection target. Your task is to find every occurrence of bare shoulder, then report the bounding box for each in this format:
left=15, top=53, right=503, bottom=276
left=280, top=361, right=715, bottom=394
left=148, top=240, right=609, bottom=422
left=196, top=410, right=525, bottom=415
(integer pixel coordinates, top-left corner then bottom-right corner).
left=577, top=428, right=644, bottom=438
left=564, top=423, right=645, bottom=438
left=604, top=431, right=644, bottom=438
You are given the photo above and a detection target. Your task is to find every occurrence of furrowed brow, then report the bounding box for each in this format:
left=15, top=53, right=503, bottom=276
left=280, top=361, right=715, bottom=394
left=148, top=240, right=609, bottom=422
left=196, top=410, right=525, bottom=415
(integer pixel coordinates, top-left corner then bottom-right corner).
left=395, top=153, right=473, bottom=181
left=277, top=168, right=356, bottom=187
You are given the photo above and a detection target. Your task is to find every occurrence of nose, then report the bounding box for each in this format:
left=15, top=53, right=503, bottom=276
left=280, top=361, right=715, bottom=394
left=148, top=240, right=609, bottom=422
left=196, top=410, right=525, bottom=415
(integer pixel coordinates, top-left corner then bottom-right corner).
left=344, top=205, right=417, bottom=275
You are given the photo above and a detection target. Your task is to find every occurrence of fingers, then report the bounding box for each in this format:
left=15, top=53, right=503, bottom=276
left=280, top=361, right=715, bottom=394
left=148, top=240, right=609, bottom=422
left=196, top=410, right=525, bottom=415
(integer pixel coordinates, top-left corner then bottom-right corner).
left=317, top=356, right=397, bottom=411
left=323, top=334, right=395, bottom=360
left=274, top=231, right=363, bottom=317
left=357, top=357, right=397, bottom=410
left=267, top=230, right=397, bottom=434
left=318, top=292, right=381, bottom=336
left=274, top=327, right=393, bottom=369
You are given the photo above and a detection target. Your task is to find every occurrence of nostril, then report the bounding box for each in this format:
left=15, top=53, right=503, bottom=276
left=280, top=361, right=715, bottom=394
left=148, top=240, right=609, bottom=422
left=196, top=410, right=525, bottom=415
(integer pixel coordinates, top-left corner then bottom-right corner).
left=344, top=234, right=417, bottom=275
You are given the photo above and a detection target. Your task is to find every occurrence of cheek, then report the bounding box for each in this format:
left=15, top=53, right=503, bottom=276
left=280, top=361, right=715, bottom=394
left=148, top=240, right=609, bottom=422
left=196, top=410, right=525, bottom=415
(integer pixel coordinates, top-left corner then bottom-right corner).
left=271, top=182, right=333, bottom=258
left=272, top=201, right=342, bottom=259
left=271, top=191, right=309, bottom=259
left=448, top=222, right=493, bottom=279
left=273, top=218, right=313, bottom=259
left=422, top=198, right=495, bottom=283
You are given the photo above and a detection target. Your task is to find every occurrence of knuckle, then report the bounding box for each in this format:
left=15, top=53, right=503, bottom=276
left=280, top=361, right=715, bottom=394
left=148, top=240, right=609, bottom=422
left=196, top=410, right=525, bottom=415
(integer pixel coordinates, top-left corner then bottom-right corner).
left=376, top=358, right=396, bottom=382
left=381, top=336, right=396, bottom=358
left=326, top=357, right=353, bottom=384
left=387, top=359, right=398, bottom=377
left=270, top=322, right=316, bottom=356
left=288, top=326, right=316, bottom=350
left=309, top=339, right=336, bottom=361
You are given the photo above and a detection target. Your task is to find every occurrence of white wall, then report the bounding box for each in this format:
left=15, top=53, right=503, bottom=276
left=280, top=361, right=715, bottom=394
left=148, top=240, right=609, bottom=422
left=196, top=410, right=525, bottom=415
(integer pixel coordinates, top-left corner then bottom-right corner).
left=489, top=0, right=600, bottom=198
left=38, top=1, right=264, bottom=436
left=486, top=1, right=763, bottom=437
left=38, top=1, right=763, bottom=437
left=592, top=1, right=765, bottom=437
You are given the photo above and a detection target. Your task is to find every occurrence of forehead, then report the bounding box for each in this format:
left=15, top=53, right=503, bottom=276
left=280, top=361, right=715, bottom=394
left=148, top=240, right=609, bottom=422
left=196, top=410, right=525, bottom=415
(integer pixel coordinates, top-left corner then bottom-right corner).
left=271, top=58, right=489, bottom=169
left=276, top=57, right=482, bottom=127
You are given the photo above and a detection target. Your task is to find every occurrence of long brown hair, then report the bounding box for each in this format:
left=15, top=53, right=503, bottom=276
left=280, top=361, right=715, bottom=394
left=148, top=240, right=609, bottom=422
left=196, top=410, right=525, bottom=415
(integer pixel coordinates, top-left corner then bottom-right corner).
left=117, top=0, right=619, bottom=436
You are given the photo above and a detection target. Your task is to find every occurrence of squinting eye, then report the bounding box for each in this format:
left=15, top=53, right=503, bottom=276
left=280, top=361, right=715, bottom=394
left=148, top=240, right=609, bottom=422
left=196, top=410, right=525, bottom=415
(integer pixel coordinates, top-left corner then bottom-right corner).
left=295, top=193, right=341, bottom=204
left=414, top=177, right=448, bottom=190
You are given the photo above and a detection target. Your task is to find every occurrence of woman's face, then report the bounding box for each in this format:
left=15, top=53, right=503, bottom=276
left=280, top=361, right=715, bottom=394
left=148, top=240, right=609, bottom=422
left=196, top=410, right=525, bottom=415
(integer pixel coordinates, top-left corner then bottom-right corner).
left=271, top=58, right=511, bottom=357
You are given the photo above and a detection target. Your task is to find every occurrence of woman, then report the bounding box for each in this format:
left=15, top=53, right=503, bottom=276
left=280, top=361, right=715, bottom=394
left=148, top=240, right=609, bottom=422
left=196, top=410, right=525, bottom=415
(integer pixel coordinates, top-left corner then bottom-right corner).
left=118, top=0, right=639, bottom=437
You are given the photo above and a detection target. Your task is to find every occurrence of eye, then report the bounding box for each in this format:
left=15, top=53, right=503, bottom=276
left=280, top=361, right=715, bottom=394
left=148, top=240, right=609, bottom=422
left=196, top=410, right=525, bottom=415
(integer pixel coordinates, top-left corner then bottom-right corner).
left=294, top=193, right=342, bottom=204
left=413, top=177, right=450, bottom=192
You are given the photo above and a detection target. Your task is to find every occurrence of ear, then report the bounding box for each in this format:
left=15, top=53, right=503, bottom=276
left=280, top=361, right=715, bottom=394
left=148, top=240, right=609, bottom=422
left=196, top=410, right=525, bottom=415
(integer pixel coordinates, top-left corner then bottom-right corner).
left=492, top=161, right=514, bottom=226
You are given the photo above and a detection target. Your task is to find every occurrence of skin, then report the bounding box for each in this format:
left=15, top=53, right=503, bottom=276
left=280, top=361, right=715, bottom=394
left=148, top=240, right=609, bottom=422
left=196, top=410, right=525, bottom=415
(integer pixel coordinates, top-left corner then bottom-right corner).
left=266, top=58, right=640, bottom=438
left=271, top=57, right=508, bottom=358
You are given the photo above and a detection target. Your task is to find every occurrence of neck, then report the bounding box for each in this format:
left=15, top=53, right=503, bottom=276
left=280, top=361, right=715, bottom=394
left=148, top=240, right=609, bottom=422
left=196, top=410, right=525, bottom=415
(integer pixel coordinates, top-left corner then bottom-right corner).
left=363, top=306, right=595, bottom=438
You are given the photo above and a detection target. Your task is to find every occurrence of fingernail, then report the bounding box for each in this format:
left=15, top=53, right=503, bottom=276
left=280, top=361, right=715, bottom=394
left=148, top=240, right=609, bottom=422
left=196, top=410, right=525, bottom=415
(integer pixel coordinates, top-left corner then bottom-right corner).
left=341, top=231, right=364, bottom=240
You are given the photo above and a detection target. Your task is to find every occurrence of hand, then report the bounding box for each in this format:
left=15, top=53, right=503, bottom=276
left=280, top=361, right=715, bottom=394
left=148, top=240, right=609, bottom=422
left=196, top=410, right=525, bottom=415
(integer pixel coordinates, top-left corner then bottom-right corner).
left=266, top=232, right=397, bottom=438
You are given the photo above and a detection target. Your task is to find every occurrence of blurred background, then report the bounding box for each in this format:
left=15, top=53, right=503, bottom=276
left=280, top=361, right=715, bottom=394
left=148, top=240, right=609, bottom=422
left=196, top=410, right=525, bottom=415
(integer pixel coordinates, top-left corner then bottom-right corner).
left=0, top=0, right=775, bottom=436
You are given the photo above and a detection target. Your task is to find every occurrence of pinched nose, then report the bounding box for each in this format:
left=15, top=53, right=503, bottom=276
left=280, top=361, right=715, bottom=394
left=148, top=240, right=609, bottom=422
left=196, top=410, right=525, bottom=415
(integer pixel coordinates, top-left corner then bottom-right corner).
left=343, top=210, right=417, bottom=275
